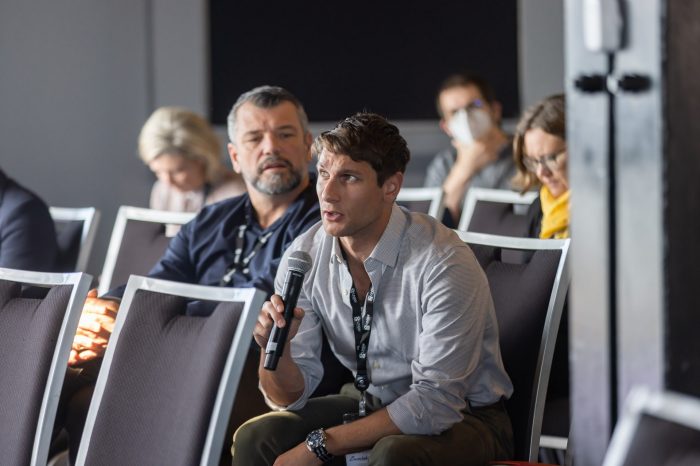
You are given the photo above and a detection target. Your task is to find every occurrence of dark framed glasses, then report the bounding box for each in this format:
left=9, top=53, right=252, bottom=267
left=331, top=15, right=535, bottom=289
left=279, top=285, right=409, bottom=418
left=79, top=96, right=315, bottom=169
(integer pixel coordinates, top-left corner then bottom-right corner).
left=522, top=149, right=567, bottom=172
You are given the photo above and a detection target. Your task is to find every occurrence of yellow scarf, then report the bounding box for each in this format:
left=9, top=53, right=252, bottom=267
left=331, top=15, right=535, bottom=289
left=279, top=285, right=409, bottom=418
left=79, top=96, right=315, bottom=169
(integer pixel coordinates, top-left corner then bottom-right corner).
left=539, top=187, right=570, bottom=239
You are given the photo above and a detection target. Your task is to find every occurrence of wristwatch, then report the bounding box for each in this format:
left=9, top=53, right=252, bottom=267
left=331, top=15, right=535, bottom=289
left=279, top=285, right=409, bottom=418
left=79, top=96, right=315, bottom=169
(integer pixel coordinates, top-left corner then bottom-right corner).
left=305, top=428, right=333, bottom=463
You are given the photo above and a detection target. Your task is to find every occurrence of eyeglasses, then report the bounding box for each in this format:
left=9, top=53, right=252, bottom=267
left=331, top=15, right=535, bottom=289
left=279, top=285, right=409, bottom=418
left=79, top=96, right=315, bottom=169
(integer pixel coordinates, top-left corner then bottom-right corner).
left=522, top=149, right=567, bottom=173
left=448, top=99, right=485, bottom=117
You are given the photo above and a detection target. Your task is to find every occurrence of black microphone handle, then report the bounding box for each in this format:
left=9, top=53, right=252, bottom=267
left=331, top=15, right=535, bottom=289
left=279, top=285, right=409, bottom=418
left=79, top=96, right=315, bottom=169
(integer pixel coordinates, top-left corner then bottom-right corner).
left=264, top=270, right=304, bottom=370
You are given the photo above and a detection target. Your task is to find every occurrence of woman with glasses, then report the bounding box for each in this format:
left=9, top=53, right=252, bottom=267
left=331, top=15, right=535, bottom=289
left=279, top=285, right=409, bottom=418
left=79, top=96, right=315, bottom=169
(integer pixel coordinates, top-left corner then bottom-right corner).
left=513, top=94, right=569, bottom=239
left=513, top=94, right=570, bottom=460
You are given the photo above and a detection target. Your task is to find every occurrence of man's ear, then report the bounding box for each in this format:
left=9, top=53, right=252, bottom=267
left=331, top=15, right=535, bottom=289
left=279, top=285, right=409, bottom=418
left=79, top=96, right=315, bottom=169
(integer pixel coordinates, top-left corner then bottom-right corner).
left=227, top=143, right=242, bottom=173
left=491, top=101, right=503, bottom=125
left=383, top=172, right=404, bottom=201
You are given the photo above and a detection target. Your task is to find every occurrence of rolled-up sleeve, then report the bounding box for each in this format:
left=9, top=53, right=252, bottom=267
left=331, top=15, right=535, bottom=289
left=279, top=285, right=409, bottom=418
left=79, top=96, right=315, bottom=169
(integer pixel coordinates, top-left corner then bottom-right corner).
left=386, top=247, right=495, bottom=435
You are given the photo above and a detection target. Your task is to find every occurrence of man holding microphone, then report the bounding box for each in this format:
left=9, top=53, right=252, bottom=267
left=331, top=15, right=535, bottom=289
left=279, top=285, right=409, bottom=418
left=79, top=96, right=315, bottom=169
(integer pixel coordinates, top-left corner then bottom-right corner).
left=234, top=112, right=514, bottom=466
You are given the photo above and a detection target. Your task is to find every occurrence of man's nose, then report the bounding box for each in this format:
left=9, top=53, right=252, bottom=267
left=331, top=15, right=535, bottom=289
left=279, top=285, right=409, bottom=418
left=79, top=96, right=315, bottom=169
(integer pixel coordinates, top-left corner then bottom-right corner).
left=261, top=133, right=279, bottom=154
left=320, top=178, right=339, bottom=202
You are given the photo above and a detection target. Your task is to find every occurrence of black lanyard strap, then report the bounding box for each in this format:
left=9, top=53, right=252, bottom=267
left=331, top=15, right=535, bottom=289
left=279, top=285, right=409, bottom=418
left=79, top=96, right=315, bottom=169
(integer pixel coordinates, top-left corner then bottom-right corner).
left=350, top=283, right=375, bottom=393
left=219, top=225, right=274, bottom=286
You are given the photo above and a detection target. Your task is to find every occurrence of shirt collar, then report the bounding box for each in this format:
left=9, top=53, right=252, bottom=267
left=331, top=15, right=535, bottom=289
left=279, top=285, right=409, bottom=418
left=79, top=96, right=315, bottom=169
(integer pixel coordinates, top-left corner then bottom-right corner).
left=330, top=203, right=407, bottom=269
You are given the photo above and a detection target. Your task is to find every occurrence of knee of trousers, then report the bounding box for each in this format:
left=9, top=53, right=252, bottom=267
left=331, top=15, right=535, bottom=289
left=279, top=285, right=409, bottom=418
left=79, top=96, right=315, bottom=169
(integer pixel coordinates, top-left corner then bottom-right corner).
left=370, top=435, right=427, bottom=466
left=232, top=412, right=301, bottom=458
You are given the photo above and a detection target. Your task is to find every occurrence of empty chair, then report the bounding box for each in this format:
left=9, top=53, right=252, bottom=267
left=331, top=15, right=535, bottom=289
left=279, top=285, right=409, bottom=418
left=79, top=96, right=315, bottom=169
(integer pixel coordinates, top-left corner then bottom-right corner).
left=456, top=231, right=570, bottom=461
left=0, top=268, right=91, bottom=466
left=97, top=206, right=195, bottom=295
left=396, top=187, right=446, bottom=219
left=459, top=188, right=539, bottom=236
left=603, top=387, right=700, bottom=466
left=75, top=276, right=265, bottom=466
left=49, top=207, right=100, bottom=272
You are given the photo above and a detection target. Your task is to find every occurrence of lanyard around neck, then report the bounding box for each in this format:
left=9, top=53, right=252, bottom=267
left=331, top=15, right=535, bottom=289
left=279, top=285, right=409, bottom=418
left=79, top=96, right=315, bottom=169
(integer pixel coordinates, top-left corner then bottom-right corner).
left=339, top=243, right=378, bottom=416
left=219, top=224, right=273, bottom=286
left=349, top=280, right=375, bottom=393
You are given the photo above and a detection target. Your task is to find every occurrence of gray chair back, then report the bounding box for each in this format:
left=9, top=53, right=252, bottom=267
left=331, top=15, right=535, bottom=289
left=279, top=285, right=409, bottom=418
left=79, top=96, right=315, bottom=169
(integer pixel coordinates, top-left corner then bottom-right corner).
left=456, top=231, right=570, bottom=461
left=98, top=207, right=195, bottom=295
left=0, top=268, right=91, bottom=465
left=49, top=207, right=100, bottom=272
left=459, top=188, right=538, bottom=236
left=603, top=387, right=700, bottom=466
left=396, top=187, right=446, bottom=219
left=76, top=276, right=265, bottom=466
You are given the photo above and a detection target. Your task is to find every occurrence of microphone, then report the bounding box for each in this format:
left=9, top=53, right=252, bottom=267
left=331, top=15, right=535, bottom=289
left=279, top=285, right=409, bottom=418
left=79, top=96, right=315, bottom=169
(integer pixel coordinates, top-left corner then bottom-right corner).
left=264, top=250, right=313, bottom=370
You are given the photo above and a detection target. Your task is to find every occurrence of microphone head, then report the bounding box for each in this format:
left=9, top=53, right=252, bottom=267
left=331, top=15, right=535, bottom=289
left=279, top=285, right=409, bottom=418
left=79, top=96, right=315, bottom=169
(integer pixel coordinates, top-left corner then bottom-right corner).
left=288, top=251, right=313, bottom=275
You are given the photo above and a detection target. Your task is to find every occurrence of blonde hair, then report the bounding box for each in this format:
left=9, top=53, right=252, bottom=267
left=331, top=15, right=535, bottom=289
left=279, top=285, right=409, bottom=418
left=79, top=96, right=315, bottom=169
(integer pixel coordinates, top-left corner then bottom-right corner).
left=512, top=94, right=566, bottom=193
left=138, top=107, right=224, bottom=182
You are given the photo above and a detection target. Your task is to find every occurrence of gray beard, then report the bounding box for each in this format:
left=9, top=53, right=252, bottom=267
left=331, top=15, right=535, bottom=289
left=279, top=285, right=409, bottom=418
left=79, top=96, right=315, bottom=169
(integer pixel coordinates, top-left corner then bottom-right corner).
left=249, top=169, right=303, bottom=195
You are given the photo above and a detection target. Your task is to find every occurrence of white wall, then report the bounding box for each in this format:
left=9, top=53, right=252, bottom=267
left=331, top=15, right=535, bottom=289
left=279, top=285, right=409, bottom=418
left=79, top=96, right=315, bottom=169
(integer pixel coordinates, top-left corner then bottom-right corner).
left=518, top=0, right=565, bottom=108
left=0, top=0, right=154, bottom=275
left=0, top=0, right=564, bottom=276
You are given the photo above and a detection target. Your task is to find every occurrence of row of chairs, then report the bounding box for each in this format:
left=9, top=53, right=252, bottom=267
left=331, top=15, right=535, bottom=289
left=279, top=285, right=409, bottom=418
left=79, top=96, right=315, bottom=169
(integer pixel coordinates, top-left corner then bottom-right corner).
left=51, top=187, right=535, bottom=281
left=396, top=187, right=538, bottom=235
left=0, top=267, right=264, bottom=466
left=0, top=230, right=571, bottom=465
left=4, top=265, right=696, bottom=465
left=46, top=189, right=557, bottom=463
left=33, top=194, right=700, bottom=464
left=50, top=205, right=195, bottom=292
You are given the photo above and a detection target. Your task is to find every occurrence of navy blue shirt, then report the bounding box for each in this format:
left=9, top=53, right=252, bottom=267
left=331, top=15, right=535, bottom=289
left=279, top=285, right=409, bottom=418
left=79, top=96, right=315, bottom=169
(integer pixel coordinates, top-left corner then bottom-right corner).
left=0, top=169, right=58, bottom=271
left=108, top=176, right=320, bottom=315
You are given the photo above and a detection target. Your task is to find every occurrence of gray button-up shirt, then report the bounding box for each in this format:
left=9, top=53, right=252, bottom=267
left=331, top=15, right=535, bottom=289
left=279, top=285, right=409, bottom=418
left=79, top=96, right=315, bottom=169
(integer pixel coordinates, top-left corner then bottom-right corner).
left=423, top=143, right=516, bottom=191
left=266, top=204, right=513, bottom=435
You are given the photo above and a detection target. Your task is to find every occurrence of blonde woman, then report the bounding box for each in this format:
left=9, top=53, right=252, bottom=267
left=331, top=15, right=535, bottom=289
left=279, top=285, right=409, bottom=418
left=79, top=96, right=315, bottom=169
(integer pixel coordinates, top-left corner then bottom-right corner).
left=139, top=106, right=245, bottom=213
left=513, top=94, right=569, bottom=239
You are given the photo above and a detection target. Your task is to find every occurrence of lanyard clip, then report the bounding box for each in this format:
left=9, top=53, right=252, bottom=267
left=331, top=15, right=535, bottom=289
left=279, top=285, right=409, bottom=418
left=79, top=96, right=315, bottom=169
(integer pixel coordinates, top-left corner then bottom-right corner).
left=359, top=392, right=367, bottom=417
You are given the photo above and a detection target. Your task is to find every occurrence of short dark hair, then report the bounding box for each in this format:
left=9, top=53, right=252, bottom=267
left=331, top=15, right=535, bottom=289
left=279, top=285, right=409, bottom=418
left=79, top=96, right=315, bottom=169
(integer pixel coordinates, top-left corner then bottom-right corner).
left=314, top=113, right=410, bottom=186
left=435, top=72, right=497, bottom=118
left=512, top=94, right=566, bottom=192
left=227, top=85, right=309, bottom=142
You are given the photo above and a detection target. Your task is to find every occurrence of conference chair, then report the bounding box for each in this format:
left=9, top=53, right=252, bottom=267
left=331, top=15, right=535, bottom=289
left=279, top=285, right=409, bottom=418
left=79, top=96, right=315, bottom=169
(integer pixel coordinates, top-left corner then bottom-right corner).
left=75, top=276, right=265, bottom=466
left=97, top=206, right=195, bottom=295
left=458, top=188, right=539, bottom=235
left=456, top=232, right=571, bottom=462
left=50, top=207, right=100, bottom=272
left=0, top=268, right=91, bottom=466
left=396, top=187, right=446, bottom=220
left=603, top=387, right=700, bottom=466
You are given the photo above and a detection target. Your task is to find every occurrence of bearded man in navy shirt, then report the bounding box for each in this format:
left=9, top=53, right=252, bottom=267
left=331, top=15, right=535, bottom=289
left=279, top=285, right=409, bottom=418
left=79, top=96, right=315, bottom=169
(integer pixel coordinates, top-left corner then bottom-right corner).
left=54, top=85, right=321, bottom=463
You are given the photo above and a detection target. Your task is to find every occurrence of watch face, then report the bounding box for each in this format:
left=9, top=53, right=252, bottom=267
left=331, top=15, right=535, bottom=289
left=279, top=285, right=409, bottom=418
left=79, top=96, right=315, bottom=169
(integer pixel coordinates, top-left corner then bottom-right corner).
left=306, top=429, right=325, bottom=449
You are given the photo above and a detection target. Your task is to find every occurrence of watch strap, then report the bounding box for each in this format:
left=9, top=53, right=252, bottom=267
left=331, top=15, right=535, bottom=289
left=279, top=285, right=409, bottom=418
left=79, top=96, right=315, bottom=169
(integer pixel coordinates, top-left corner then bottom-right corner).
left=306, top=428, right=333, bottom=463
left=312, top=444, right=333, bottom=463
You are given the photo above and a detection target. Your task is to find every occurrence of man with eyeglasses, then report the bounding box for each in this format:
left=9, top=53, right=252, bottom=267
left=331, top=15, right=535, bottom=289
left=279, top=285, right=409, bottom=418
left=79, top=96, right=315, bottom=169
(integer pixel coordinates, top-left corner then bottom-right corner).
left=424, top=72, right=516, bottom=225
